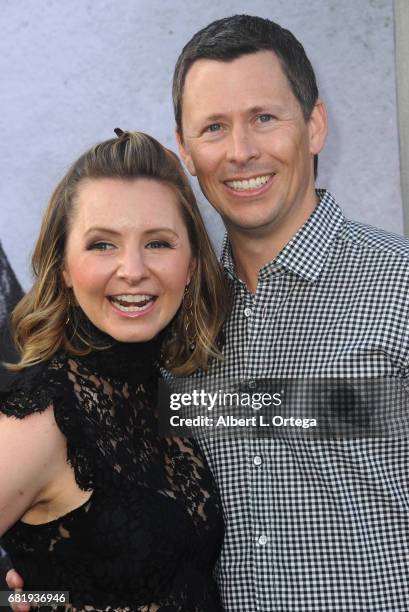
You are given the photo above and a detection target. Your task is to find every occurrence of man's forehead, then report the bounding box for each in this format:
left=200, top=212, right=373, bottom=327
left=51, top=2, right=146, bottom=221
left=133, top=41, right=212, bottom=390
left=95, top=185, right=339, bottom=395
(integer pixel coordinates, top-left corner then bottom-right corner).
left=183, top=49, right=282, bottom=85
left=181, top=50, right=298, bottom=121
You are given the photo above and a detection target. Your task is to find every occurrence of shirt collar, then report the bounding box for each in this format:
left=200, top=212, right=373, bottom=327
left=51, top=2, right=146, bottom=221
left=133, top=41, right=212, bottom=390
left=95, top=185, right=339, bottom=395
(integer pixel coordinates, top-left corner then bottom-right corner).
left=221, top=190, right=345, bottom=283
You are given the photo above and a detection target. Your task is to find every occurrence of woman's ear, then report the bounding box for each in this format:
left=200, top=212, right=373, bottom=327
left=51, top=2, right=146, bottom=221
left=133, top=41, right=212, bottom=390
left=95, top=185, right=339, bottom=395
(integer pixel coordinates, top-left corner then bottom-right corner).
left=62, top=268, right=72, bottom=288
left=187, top=257, right=197, bottom=285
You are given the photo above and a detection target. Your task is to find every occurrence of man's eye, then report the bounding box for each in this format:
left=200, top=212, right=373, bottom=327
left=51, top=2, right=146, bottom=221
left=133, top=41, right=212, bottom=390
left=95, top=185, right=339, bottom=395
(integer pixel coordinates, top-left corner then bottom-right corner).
left=87, top=242, right=115, bottom=251
left=146, top=240, right=172, bottom=249
left=258, top=114, right=274, bottom=123
left=205, top=123, right=222, bottom=133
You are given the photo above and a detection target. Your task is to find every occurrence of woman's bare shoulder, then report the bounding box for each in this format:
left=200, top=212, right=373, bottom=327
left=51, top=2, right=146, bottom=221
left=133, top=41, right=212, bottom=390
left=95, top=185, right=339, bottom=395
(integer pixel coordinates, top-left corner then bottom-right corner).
left=0, top=403, right=68, bottom=535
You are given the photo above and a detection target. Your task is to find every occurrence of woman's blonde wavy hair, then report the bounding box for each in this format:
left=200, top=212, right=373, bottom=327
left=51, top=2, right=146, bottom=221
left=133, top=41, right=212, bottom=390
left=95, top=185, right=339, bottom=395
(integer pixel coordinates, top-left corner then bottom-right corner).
left=9, top=130, right=231, bottom=375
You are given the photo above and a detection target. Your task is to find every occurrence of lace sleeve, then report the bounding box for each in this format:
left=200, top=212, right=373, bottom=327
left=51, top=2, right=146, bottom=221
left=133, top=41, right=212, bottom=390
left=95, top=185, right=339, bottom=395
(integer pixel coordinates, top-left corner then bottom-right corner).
left=0, top=362, right=58, bottom=418
left=0, top=357, right=95, bottom=492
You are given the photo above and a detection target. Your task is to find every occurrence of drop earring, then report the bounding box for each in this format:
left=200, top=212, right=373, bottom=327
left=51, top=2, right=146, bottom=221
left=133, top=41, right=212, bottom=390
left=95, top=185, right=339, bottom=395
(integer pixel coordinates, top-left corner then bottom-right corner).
left=183, top=284, right=196, bottom=352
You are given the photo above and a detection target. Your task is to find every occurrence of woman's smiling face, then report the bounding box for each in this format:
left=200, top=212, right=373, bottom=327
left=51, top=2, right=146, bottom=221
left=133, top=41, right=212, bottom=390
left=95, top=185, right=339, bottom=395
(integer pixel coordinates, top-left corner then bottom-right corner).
left=63, top=177, right=195, bottom=343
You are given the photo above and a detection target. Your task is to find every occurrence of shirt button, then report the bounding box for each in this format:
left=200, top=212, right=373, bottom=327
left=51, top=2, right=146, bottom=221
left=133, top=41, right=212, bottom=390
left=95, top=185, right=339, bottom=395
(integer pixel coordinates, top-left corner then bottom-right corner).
left=248, top=379, right=257, bottom=389
left=258, top=535, right=268, bottom=546
left=253, top=455, right=262, bottom=466
left=244, top=307, right=253, bottom=317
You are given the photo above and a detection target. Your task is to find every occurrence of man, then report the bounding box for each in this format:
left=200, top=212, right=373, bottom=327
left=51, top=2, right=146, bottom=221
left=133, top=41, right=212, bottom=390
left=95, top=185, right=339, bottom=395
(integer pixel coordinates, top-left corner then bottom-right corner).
left=172, top=14, right=409, bottom=612
left=6, top=14, right=409, bottom=612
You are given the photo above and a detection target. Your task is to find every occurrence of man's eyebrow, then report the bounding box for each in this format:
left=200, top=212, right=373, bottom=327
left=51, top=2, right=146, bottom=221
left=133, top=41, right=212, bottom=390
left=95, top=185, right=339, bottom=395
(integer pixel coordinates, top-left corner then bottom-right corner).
left=243, top=104, right=285, bottom=116
left=248, top=105, right=280, bottom=114
left=197, top=113, right=227, bottom=124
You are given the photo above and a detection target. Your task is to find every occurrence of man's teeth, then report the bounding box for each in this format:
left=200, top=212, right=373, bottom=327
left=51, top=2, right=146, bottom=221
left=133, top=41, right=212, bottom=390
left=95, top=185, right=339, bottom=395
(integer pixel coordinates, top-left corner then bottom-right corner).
left=109, top=294, right=155, bottom=312
left=226, top=174, right=273, bottom=191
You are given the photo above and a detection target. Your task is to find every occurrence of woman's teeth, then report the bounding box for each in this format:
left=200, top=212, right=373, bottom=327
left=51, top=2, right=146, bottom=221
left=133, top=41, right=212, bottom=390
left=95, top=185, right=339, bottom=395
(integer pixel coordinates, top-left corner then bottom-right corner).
left=109, top=294, right=155, bottom=312
left=226, top=174, right=273, bottom=191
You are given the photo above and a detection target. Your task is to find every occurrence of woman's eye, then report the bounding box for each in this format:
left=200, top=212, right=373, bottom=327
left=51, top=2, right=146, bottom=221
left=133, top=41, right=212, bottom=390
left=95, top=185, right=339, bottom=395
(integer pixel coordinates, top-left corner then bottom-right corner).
left=146, top=240, right=172, bottom=249
left=87, top=242, right=115, bottom=251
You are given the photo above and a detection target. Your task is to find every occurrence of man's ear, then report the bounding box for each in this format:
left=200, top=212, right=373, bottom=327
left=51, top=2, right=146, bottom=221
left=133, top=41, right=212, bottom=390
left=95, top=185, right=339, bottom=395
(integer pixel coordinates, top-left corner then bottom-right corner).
left=175, top=128, right=197, bottom=177
left=308, top=99, right=328, bottom=155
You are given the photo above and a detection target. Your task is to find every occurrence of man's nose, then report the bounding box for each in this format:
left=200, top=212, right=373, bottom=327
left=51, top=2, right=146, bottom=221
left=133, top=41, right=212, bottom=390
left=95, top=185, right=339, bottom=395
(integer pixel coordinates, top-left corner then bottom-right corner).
left=117, top=248, right=148, bottom=283
left=226, top=125, right=260, bottom=165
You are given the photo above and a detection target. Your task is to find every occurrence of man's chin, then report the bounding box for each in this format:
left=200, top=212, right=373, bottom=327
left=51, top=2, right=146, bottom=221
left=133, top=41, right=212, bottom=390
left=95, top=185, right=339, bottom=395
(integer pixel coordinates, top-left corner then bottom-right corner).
left=224, top=213, right=282, bottom=237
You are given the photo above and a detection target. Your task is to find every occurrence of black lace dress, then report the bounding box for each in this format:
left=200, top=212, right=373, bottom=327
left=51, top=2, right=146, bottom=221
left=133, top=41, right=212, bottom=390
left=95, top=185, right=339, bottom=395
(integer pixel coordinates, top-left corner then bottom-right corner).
left=0, top=342, right=223, bottom=611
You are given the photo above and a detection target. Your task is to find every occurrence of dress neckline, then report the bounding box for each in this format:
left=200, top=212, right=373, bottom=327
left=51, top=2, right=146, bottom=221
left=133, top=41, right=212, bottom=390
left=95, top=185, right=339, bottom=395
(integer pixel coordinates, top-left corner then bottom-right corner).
left=77, top=340, right=159, bottom=383
left=65, top=319, right=161, bottom=383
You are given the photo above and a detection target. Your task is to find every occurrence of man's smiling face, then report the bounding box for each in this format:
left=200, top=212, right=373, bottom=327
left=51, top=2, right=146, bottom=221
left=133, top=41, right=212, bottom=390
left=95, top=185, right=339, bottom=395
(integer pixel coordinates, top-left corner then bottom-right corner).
left=177, top=50, right=326, bottom=240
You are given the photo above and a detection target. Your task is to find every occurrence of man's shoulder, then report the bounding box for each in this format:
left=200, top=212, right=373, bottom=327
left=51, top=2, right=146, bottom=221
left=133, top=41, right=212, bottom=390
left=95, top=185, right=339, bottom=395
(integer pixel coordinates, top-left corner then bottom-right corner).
left=340, top=217, right=409, bottom=263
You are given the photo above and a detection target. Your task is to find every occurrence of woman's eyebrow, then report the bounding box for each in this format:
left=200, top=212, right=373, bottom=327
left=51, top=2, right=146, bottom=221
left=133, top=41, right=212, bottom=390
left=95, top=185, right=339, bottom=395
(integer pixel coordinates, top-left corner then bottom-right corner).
left=84, top=227, right=180, bottom=237
left=143, top=228, right=179, bottom=237
left=84, top=227, right=122, bottom=237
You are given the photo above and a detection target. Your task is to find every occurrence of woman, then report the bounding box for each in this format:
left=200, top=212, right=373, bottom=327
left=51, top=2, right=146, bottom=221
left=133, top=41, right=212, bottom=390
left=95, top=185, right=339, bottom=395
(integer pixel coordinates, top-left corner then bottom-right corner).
left=0, top=130, right=230, bottom=611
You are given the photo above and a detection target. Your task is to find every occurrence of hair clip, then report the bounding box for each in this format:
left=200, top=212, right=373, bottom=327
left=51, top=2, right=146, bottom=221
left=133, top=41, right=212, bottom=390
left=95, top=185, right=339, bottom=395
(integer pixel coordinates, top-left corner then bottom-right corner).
left=114, top=128, right=125, bottom=138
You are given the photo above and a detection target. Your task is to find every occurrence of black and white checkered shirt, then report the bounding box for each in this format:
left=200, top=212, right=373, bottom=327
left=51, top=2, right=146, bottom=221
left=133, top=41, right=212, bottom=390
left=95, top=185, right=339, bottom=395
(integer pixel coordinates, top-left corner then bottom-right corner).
left=190, top=190, right=409, bottom=611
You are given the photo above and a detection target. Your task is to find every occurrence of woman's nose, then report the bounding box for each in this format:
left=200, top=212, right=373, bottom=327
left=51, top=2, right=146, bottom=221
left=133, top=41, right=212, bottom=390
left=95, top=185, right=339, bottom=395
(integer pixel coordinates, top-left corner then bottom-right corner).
left=116, top=248, right=148, bottom=283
